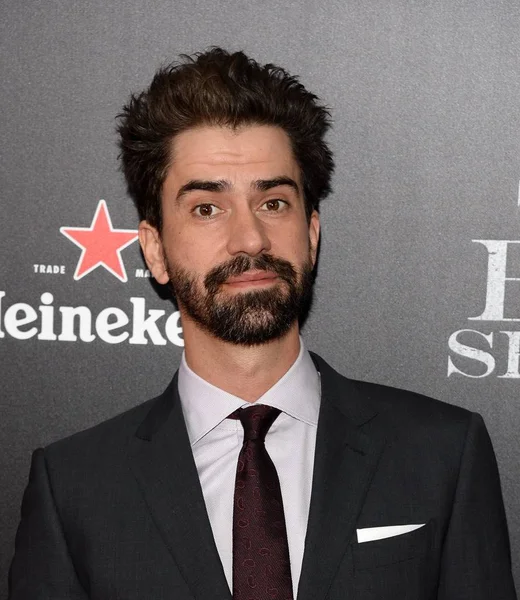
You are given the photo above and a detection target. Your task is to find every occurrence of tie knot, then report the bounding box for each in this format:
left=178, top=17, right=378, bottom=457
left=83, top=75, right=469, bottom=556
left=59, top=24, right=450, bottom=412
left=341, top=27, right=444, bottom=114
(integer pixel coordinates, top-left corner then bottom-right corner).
left=229, top=405, right=281, bottom=442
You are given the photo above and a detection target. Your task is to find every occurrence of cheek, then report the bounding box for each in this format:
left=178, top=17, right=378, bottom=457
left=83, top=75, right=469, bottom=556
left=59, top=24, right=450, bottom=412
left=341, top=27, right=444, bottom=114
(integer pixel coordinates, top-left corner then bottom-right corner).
left=161, top=219, right=192, bottom=259
left=281, top=223, right=313, bottom=256
left=164, top=232, right=220, bottom=276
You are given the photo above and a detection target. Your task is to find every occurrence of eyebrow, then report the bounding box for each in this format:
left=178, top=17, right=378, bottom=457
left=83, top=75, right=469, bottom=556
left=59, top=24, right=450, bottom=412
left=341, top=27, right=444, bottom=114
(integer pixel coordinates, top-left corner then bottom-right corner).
left=175, top=176, right=300, bottom=202
left=176, top=179, right=230, bottom=201
left=253, top=176, right=300, bottom=195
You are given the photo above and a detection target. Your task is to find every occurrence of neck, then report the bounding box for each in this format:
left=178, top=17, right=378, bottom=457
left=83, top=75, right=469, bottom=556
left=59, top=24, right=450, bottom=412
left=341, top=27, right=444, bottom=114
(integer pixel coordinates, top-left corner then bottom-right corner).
left=181, top=316, right=301, bottom=402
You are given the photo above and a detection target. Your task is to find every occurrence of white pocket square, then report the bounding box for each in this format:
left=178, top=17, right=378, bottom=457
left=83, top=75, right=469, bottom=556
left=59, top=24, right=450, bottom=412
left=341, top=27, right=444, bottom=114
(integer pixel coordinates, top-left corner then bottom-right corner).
left=356, top=523, right=426, bottom=543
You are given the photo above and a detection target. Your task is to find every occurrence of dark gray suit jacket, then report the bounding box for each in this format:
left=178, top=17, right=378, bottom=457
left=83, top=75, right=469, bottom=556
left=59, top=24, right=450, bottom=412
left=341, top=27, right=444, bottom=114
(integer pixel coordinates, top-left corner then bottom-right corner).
left=9, top=353, right=517, bottom=599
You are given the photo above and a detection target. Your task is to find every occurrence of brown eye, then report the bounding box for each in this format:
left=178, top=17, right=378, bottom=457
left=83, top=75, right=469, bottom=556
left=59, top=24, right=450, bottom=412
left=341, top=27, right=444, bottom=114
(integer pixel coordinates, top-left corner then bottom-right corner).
left=194, top=204, right=218, bottom=217
left=265, top=199, right=280, bottom=211
left=261, top=199, right=289, bottom=212
left=260, top=199, right=288, bottom=213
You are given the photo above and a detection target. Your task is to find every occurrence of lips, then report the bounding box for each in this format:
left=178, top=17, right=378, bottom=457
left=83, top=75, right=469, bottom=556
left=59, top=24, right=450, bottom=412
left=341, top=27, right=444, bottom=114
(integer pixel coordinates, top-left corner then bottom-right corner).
left=204, top=254, right=297, bottom=294
left=225, top=270, right=279, bottom=285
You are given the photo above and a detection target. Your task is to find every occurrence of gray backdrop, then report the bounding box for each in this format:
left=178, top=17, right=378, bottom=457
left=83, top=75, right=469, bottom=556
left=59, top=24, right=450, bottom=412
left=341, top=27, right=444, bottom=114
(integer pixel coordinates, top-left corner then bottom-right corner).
left=1, top=0, right=519, bottom=596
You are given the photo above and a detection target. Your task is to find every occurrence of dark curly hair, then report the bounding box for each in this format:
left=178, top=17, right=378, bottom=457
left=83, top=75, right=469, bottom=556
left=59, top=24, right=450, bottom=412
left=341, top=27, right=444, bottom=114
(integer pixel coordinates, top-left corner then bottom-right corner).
left=117, top=48, right=334, bottom=231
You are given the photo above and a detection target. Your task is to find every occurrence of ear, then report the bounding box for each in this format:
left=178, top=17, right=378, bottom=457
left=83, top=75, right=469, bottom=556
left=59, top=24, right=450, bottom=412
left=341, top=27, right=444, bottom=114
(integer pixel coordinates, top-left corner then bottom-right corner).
left=308, top=210, right=320, bottom=267
left=138, top=221, right=169, bottom=285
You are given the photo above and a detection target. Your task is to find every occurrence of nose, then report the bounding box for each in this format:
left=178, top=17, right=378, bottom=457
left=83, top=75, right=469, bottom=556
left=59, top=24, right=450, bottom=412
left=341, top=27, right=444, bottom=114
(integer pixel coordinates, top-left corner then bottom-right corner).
left=226, top=208, right=271, bottom=256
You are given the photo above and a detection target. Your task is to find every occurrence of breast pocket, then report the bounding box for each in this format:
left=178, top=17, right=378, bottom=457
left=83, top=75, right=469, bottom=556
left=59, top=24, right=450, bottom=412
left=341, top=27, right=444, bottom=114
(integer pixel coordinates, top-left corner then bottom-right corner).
left=352, top=519, right=434, bottom=571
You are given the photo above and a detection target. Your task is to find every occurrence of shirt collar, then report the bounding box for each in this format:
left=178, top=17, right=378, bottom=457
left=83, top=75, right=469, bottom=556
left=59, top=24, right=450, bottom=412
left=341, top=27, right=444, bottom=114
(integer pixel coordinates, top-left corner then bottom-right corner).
left=178, top=338, right=321, bottom=446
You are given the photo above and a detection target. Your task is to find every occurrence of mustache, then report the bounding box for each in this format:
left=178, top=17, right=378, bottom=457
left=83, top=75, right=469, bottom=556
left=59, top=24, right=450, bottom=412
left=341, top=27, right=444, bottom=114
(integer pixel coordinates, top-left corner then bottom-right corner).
left=204, top=254, right=297, bottom=294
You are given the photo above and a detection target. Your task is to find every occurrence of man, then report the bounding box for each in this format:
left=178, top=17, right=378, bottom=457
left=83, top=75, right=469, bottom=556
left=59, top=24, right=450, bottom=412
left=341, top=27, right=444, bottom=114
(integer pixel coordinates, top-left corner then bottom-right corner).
left=9, top=48, right=517, bottom=599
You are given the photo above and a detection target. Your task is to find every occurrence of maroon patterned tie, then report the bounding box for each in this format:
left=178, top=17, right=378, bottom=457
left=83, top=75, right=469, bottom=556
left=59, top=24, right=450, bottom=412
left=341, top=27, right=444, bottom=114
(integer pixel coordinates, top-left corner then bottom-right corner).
left=229, top=405, right=293, bottom=600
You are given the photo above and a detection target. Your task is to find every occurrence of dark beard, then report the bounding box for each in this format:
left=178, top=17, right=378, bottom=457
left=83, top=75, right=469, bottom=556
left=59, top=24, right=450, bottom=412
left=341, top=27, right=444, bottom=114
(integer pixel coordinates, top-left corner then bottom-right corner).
left=167, top=253, right=314, bottom=345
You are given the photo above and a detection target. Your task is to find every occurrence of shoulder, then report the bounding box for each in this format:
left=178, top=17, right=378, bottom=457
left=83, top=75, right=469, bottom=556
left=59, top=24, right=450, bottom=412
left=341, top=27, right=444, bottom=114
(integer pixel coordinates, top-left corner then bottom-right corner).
left=43, top=374, right=177, bottom=468
left=312, top=351, right=476, bottom=442
left=354, top=377, right=470, bottom=424
left=312, top=353, right=493, bottom=480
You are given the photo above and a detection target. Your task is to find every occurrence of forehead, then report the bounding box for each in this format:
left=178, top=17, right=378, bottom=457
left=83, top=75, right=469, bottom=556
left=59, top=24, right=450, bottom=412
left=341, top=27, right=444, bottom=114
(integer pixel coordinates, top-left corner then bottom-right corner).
left=168, top=125, right=299, bottom=183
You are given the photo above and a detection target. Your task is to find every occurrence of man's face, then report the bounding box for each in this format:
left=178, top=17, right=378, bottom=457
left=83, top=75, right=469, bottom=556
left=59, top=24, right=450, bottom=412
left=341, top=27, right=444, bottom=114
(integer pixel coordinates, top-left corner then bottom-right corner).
left=139, top=124, right=320, bottom=345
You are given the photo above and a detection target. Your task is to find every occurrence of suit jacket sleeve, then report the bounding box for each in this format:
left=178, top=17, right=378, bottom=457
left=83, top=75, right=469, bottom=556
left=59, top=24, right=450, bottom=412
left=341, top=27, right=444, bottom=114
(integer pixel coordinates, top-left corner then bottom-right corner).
left=9, top=449, right=89, bottom=600
left=437, top=412, right=517, bottom=599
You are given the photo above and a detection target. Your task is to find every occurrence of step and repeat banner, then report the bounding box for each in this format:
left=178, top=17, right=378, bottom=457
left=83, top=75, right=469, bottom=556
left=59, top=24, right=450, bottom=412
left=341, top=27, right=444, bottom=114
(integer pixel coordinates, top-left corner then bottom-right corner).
left=1, top=0, right=519, bottom=594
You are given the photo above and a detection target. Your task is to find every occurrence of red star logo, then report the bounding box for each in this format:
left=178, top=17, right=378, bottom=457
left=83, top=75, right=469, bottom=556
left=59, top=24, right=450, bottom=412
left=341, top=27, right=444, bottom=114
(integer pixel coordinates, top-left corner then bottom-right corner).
left=60, top=200, right=138, bottom=282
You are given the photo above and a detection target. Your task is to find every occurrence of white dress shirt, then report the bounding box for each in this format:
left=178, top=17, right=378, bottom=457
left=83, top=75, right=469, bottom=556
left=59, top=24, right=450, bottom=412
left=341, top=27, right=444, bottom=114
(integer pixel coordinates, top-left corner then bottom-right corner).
left=177, top=340, right=321, bottom=598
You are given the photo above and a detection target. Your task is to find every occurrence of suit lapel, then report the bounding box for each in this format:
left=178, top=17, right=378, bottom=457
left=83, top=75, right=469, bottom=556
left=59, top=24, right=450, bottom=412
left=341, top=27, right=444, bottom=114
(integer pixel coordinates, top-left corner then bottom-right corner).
left=297, top=354, right=386, bottom=600
left=128, top=374, right=232, bottom=600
